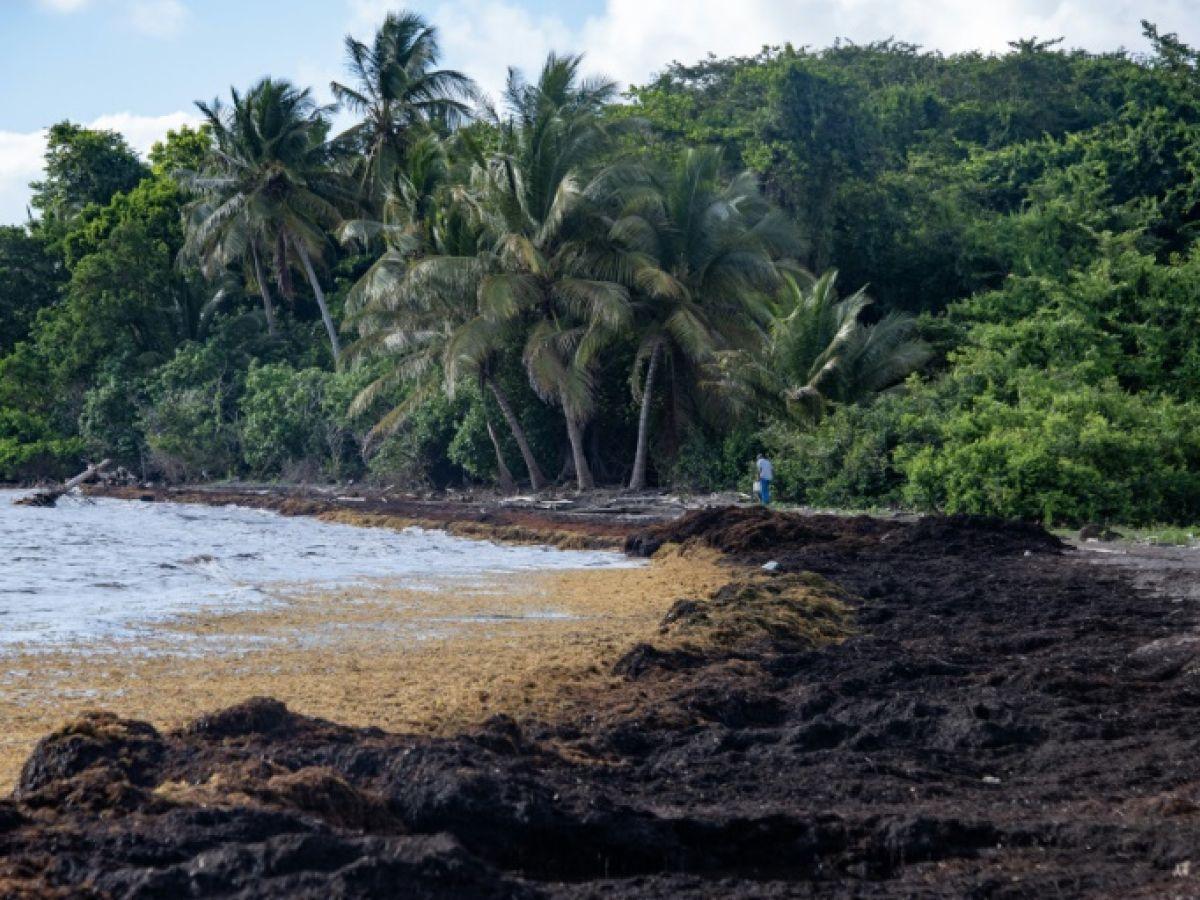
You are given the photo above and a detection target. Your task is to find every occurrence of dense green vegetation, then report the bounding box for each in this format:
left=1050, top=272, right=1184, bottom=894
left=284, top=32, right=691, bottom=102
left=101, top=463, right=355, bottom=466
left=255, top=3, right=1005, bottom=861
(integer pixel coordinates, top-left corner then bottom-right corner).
left=2, top=14, right=1198, bottom=525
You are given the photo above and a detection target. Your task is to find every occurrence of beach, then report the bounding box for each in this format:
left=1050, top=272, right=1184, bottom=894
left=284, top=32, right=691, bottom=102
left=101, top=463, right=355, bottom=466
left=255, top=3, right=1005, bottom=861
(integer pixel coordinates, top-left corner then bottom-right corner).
left=0, top=491, right=727, bottom=789
left=4, top=498, right=1200, bottom=896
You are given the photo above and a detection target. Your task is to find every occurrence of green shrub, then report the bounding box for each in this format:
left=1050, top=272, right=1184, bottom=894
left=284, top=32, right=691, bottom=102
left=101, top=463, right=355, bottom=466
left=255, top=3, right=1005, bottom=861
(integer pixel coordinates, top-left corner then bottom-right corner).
left=446, top=390, right=504, bottom=483
left=140, top=343, right=242, bottom=479
left=239, top=363, right=371, bottom=479
left=762, top=385, right=942, bottom=508
left=366, top=390, right=472, bottom=488
left=899, top=371, right=1200, bottom=524
left=79, top=368, right=146, bottom=467
left=667, top=425, right=758, bottom=494
left=0, top=409, right=85, bottom=480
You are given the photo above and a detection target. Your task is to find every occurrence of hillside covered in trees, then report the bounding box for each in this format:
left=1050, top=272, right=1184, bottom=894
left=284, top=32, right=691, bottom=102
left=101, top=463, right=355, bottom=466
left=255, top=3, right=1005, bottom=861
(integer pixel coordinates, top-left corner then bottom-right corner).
left=2, top=15, right=1198, bottom=526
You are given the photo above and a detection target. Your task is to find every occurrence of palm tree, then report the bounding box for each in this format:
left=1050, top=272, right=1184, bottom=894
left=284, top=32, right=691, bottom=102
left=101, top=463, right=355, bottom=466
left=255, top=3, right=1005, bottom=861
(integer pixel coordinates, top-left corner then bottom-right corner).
left=180, top=201, right=280, bottom=335
left=186, top=78, right=355, bottom=363
left=609, top=148, right=798, bottom=489
left=345, top=241, right=550, bottom=491
left=765, top=270, right=932, bottom=418
left=331, top=11, right=475, bottom=205
left=341, top=138, right=550, bottom=490
left=348, top=53, right=639, bottom=492
left=473, top=53, right=636, bottom=490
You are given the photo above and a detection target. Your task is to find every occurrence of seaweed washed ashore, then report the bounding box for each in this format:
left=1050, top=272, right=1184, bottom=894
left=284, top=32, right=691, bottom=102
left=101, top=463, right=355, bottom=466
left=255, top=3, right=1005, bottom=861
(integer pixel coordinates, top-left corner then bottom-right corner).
left=3, top=502, right=1200, bottom=897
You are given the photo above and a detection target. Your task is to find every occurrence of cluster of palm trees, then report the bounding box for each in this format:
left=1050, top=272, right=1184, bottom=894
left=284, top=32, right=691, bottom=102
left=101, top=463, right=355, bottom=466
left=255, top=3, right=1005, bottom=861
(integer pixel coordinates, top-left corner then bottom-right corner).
left=180, top=11, right=929, bottom=492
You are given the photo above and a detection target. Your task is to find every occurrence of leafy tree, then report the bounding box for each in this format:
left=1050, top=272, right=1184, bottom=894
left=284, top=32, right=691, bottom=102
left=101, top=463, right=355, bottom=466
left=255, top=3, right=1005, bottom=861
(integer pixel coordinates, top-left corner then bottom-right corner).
left=148, top=125, right=212, bottom=178
left=37, top=218, right=181, bottom=389
left=30, top=122, right=147, bottom=226
left=0, top=226, right=63, bottom=353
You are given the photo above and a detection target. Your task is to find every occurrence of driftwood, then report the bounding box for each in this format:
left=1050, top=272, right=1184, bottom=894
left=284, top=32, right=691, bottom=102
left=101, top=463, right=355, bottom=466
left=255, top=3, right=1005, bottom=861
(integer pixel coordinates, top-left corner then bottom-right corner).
left=16, top=459, right=112, bottom=507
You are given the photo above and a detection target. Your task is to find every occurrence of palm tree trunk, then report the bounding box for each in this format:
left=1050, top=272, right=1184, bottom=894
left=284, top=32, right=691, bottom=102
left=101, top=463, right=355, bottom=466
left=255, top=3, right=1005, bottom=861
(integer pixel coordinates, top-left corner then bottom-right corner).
left=250, top=243, right=278, bottom=336
left=565, top=414, right=594, bottom=491
left=292, top=236, right=342, bottom=364
left=628, top=340, right=662, bottom=491
left=486, top=378, right=547, bottom=490
left=486, top=417, right=517, bottom=494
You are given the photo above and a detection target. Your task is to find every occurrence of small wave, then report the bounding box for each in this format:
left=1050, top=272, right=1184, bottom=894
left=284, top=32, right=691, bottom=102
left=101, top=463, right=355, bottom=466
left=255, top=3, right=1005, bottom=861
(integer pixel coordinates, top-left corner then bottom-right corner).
left=180, top=554, right=216, bottom=565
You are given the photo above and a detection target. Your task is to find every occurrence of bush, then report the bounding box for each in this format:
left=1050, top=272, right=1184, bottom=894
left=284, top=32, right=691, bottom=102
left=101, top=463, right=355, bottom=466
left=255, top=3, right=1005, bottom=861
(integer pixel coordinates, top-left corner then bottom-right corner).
left=239, top=363, right=371, bottom=480
left=446, top=390, right=504, bottom=483
left=762, top=385, right=942, bottom=508
left=899, top=371, right=1200, bottom=525
left=0, top=409, right=84, bottom=481
left=79, top=368, right=146, bottom=468
left=140, top=343, right=242, bottom=479
left=366, top=390, right=473, bottom=488
left=667, top=425, right=758, bottom=494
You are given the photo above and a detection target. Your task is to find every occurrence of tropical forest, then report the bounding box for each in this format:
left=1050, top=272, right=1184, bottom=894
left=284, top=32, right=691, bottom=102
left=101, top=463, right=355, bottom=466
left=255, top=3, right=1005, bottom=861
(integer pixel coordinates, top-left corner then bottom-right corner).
left=3, top=14, right=1200, bottom=527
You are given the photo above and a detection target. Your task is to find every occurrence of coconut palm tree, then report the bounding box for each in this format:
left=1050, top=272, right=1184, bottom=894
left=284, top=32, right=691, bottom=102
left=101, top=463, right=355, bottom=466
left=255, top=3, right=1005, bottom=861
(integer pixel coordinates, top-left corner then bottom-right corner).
left=186, top=78, right=355, bottom=363
left=348, top=54, right=639, bottom=492
left=473, top=53, right=636, bottom=490
left=341, top=137, right=550, bottom=490
left=608, top=147, right=799, bottom=489
left=180, top=201, right=280, bottom=335
left=765, top=270, right=933, bottom=418
left=331, top=11, right=475, bottom=204
left=344, top=238, right=550, bottom=490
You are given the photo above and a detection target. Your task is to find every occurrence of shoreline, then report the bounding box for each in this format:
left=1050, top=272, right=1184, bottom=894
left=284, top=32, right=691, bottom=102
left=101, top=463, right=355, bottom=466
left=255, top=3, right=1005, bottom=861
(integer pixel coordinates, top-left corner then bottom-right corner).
left=81, top=482, right=691, bottom=551
left=0, top=501, right=727, bottom=789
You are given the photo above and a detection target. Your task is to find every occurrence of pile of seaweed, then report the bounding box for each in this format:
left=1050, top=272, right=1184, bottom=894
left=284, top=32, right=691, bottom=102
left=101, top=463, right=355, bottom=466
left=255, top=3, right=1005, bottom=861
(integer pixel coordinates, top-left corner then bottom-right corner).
left=3, top=508, right=1197, bottom=898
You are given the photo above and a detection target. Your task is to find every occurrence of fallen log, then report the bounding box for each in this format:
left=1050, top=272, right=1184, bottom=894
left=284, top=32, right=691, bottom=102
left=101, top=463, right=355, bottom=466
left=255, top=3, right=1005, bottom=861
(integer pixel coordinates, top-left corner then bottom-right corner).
left=16, top=459, right=112, bottom=507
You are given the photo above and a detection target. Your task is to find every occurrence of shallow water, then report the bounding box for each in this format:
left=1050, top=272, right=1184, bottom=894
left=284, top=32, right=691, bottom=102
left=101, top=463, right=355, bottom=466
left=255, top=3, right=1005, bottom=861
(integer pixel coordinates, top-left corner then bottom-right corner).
left=0, top=490, right=636, bottom=649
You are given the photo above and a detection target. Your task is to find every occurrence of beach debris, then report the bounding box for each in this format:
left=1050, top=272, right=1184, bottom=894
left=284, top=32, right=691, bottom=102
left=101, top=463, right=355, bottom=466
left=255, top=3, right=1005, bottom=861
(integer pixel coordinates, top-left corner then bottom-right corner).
left=762, top=560, right=780, bottom=572
left=15, top=459, right=111, bottom=508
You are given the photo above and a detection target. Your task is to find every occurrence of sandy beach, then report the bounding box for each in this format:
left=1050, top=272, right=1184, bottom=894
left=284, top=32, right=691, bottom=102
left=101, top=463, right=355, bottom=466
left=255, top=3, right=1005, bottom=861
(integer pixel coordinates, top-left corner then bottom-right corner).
left=0, top=543, right=728, bottom=790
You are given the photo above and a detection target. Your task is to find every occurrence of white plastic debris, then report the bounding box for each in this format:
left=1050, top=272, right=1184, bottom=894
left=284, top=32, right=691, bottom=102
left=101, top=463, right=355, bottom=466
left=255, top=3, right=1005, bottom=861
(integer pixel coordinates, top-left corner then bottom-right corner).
left=762, top=560, right=780, bottom=572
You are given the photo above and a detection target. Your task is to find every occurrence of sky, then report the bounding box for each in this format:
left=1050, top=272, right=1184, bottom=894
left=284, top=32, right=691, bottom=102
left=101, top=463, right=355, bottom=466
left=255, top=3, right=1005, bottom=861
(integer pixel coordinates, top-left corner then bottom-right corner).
left=1, top=0, right=1198, bottom=225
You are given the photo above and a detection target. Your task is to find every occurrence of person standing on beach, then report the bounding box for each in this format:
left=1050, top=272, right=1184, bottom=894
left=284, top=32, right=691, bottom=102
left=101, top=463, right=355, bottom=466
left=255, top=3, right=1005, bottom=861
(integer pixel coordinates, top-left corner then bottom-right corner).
left=756, top=453, right=774, bottom=506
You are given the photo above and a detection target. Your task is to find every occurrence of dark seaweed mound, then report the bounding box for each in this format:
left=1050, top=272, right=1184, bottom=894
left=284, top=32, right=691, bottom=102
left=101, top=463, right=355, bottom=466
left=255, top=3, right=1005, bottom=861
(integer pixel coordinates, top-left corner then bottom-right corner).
left=3, top=510, right=1195, bottom=898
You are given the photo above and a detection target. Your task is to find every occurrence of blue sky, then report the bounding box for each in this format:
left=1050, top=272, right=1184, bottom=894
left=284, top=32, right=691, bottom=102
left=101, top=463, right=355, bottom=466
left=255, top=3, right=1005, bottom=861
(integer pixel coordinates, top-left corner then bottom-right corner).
left=2, top=0, right=1198, bottom=224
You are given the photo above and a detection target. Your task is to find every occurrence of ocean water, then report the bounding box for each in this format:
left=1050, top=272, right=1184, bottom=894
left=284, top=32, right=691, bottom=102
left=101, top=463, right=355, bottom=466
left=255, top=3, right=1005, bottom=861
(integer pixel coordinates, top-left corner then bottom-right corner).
left=0, top=490, right=637, bottom=649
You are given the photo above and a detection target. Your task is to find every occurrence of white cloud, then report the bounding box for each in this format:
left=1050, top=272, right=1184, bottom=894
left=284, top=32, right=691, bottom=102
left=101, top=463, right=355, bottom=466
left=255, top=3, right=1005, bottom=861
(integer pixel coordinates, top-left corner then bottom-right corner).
left=0, top=111, right=202, bottom=226
left=430, top=0, right=573, bottom=103
left=575, top=0, right=1199, bottom=87
left=87, top=110, right=201, bottom=155
left=342, top=0, right=573, bottom=106
left=342, top=0, right=1200, bottom=103
left=0, top=130, right=51, bottom=224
